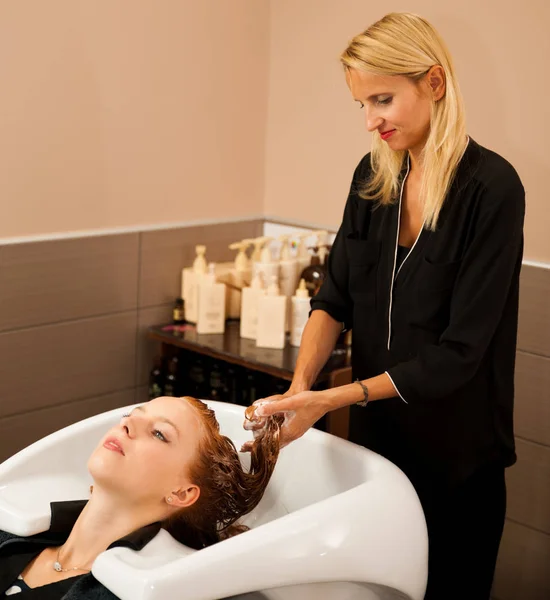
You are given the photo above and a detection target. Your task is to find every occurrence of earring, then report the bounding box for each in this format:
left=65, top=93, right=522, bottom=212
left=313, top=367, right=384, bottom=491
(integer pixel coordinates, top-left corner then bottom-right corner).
left=167, top=496, right=173, bottom=504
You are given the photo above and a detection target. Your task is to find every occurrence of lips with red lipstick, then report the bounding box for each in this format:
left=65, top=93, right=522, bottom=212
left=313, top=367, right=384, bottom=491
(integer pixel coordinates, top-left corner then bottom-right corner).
left=380, top=129, right=396, bottom=141
left=103, top=436, right=125, bottom=456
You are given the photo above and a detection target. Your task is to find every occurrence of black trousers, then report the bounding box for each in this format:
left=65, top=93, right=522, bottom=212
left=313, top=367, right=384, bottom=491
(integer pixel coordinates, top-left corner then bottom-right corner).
left=412, top=463, right=506, bottom=600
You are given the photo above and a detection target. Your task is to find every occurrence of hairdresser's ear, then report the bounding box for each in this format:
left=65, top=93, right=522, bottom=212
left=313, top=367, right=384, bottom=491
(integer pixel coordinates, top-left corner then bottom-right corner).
left=166, top=485, right=200, bottom=509
left=426, top=65, right=445, bottom=101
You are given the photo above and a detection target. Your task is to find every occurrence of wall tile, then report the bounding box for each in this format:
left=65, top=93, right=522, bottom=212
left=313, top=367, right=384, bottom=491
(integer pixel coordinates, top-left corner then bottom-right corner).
left=0, top=234, right=139, bottom=332
left=0, top=312, right=137, bottom=418
left=493, top=520, right=550, bottom=600
left=506, top=439, right=550, bottom=535
left=135, top=385, right=149, bottom=404
left=517, top=265, right=550, bottom=357
left=0, top=388, right=135, bottom=463
left=515, top=352, right=550, bottom=446
left=136, top=304, right=173, bottom=387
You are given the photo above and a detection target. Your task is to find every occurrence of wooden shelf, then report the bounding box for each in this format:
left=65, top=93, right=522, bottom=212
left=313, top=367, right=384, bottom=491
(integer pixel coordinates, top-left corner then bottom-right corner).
left=148, top=321, right=351, bottom=383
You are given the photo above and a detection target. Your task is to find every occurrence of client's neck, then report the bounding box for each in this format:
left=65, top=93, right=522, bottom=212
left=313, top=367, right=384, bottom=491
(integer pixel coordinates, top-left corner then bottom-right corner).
left=58, top=487, right=164, bottom=570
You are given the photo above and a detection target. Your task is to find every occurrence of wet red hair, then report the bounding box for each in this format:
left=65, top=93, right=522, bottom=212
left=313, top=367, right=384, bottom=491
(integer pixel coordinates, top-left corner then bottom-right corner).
left=162, top=397, right=283, bottom=549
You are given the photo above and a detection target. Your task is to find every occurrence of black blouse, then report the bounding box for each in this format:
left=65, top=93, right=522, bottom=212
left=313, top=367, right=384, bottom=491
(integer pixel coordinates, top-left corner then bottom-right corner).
left=311, top=138, right=525, bottom=487
left=0, top=501, right=160, bottom=599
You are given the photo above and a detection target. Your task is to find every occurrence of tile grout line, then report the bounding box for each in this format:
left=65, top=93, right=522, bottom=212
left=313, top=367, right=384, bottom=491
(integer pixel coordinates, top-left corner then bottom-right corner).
left=0, top=308, right=137, bottom=336
left=516, top=348, right=550, bottom=360
left=514, top=435, right=550, bottom=450
left=505, top=516, right=550, bottom=538
left=0, top=385, right=138, bottom=422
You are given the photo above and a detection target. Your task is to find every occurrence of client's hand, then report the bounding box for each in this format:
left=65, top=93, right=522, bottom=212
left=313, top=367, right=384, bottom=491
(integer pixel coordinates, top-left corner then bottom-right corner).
left=241, top=390, right=329, bottom=451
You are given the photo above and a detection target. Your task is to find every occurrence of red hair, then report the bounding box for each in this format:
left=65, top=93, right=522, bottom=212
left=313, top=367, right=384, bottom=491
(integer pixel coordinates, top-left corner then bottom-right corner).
left=162, top=397, right=283, bottom=549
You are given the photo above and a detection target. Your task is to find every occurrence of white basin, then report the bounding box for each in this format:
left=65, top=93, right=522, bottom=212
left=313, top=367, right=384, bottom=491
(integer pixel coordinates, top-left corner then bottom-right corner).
left=0, top=400, right=427, bottom=600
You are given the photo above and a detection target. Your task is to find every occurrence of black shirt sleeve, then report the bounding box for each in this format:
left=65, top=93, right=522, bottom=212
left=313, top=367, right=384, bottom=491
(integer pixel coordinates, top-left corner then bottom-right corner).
left=310, top=155, right=370, bottom=329
left=387, top=166, right=525, bottom=402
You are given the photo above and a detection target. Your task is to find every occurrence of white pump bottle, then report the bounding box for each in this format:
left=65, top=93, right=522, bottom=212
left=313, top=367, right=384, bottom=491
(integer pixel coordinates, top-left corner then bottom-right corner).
left=256, top=275, right=287, bottom=349
left=226, top=240, right=252, bottom=319
left=290, top=278, right=311, bottom=347
left=197, top=263, right=226, bottom=334
left=240, top=271, right=266, bottom=340
left=182, top=245, right=208, bottom=324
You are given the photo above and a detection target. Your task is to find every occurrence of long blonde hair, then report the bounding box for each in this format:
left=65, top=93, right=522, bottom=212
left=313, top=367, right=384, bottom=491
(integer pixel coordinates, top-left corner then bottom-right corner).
left=340, top=13, right=468, bottom=230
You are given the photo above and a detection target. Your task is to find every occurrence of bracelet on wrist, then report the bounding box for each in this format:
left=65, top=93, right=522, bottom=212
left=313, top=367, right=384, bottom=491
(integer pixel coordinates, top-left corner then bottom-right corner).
left=354, top=379, right=369, bottom=407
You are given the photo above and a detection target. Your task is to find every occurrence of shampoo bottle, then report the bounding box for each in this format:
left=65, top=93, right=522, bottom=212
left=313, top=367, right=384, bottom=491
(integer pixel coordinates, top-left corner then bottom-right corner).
left=278, top=234, right=299, bottom=298
left=240, top=271, right=266, bottom=340
left=251, top=237, right=278, bottom=281
left=256, top=275, right=287, bottom=349
left=295, top=232, right=313, bottom=288
left=226, top=240, right=252, bottom=319
left=299, top=246, right=327, bottom=297
left=197, top=263, right=226, bottom=334
left=244, top=237, right=265, bottom=263
left=290, top=278, right=311, bottom=347
left=182, top=245, right=208, bottom=324
left=315, top=230, right=330, bottom=265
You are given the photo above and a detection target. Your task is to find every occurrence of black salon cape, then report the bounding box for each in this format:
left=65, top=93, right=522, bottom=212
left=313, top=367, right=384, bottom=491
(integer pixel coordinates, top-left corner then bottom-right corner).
left=0, top=501, right=160, bottom=599
left=311, top=138, right=525, bottom=489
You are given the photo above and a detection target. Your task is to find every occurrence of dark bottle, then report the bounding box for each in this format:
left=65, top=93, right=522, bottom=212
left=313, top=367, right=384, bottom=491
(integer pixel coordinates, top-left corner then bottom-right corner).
left=173, top=298, right=185, bottom=325
left=209, top=362, right=225, bottom=402
left=188, top=357, right=208, bottom=398
left=299, top=247, right=327, bottom=297
left=164, top=355, right=179, bottom=397
left=224, top=367, right=240, bottom=405
left=239, top=370, right=255, bottom=406
left=246, top=371, right=258, bottom=405
left=148, top=357, right=164, bottom=400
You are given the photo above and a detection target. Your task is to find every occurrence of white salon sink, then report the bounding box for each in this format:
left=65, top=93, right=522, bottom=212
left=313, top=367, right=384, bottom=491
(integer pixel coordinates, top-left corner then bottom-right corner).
left=0, top=400, right=427, bottom=600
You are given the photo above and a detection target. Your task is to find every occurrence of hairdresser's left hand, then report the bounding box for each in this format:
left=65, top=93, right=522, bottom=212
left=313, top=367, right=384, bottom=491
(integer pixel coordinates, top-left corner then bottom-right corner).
left=250, top=390, right=330, bottom=449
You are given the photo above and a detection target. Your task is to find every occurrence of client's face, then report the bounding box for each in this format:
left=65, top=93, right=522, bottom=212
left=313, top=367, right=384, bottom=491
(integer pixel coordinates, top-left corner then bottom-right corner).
left=88, top=397, right=204, bottom=507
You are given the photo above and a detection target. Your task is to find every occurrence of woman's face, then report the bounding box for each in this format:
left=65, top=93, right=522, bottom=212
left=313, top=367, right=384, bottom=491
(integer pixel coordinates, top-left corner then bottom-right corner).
left=88, top=397, right=204, bottom=507
left=346, top=68, right=437, bottom=155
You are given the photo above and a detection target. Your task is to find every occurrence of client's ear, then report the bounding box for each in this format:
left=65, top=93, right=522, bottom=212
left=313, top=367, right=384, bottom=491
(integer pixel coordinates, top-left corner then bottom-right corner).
left=166, top=485, right=200, bottom=509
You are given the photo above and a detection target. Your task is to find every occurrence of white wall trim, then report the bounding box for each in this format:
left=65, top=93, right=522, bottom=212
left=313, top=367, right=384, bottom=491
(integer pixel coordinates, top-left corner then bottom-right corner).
left=0, top=214, right=548, bottom=269
left=0, top=215, right=264, bottom=246
left=522, top=259, right=550, bottom=270
left=263, top=214, right=338, bottom=233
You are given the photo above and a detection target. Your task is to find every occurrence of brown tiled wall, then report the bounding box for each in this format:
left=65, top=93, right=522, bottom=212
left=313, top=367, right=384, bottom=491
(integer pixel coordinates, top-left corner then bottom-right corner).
left=492, top=265, right=550, bottom=600
left=0, top=220, right=263, bottom=462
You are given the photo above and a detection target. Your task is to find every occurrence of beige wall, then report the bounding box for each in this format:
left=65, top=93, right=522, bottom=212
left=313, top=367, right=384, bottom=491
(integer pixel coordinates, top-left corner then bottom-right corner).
left=264, top=0, right=550, bottom=262
left=0, top=1, right=269, bottom=238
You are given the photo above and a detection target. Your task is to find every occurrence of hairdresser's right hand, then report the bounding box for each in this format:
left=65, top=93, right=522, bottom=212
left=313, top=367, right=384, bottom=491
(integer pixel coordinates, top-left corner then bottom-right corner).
left=241, top=389, right=302, bottom=452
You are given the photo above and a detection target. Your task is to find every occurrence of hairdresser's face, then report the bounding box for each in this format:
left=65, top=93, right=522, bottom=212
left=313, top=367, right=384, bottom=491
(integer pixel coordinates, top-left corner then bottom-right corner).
left=88, top=397, right=203, bottom=507
left=346, top=68, right=441, bottom=155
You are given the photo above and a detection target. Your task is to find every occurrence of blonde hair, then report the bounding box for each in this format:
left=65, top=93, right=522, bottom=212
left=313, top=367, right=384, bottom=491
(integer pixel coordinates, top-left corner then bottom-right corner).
left=340, top=13, right=468, bottom=230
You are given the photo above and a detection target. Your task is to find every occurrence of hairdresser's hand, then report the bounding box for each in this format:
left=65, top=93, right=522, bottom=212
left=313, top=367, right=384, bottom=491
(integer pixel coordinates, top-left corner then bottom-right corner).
left=242, top=394, right=283, bottom=432
left=241, top=390, right=330, bottom=451
left=241, top=393, right=288, bottom=452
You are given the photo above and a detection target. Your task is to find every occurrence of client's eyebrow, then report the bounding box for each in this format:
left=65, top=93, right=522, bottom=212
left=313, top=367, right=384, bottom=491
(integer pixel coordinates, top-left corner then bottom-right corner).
left=133, top=405, right=180, bottom=438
